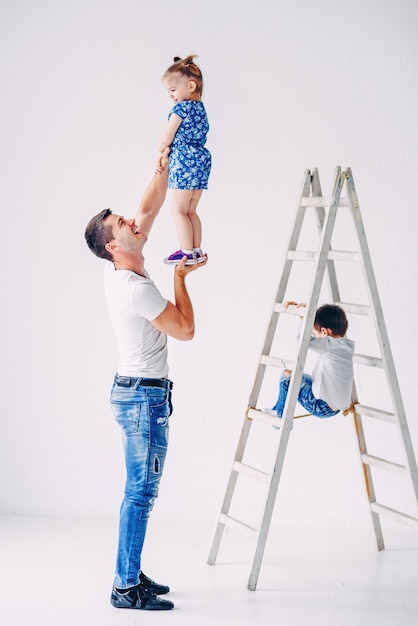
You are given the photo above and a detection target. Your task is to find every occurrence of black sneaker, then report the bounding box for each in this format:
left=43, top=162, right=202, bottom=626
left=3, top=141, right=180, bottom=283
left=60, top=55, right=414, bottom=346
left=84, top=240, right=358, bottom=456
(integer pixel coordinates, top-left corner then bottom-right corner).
left=110, top=584, right=174, bottom=610
left=139, top=571, right=170, bottom=595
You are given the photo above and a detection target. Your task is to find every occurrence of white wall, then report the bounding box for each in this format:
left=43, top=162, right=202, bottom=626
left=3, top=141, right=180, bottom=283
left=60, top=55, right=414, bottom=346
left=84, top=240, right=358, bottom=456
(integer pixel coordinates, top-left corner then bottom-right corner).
left=1, top=0, right=417, bottom=530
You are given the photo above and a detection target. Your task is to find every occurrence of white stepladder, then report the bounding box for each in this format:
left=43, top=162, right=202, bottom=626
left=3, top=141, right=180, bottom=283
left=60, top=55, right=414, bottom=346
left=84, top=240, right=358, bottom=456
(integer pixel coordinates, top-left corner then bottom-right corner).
left=207, top=167, right=418, bottom=590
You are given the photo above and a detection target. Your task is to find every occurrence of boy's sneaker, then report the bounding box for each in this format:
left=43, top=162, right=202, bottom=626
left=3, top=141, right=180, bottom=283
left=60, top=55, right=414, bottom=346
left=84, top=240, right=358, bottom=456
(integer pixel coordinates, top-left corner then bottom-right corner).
left=263, top=408, right=294, bottom=431
left=263, top=408, right=279, bottom=417
left=164, top=249, right=206, bottom=265
left=110, top=583, right=174, bottom=611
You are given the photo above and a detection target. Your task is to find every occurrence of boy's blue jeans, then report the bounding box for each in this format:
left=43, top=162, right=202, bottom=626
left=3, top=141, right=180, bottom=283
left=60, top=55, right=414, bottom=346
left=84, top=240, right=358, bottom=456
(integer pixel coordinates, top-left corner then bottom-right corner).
left=272, top=373, right=339, bottom=418
left=110, top=375, right=173, bottom=589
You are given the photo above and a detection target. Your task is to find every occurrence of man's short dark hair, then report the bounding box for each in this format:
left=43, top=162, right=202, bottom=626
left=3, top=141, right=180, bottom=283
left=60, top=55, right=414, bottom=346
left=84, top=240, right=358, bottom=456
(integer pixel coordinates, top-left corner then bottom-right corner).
left=85, top=209, right=114, bottom=261
left=314, top=304, right=348, bottom=337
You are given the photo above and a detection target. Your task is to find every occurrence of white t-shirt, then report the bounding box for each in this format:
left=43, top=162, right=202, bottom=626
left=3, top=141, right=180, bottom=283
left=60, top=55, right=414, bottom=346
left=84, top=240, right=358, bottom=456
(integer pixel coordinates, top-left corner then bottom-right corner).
left=104, top=263, right=168, bottom=378
left=309, top=336, right=355, bottom=410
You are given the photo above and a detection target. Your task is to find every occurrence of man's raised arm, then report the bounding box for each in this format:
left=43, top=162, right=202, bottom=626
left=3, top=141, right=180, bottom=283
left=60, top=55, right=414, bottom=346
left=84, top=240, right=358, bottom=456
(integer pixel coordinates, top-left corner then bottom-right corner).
left=135, top=148, right=170, bottom=236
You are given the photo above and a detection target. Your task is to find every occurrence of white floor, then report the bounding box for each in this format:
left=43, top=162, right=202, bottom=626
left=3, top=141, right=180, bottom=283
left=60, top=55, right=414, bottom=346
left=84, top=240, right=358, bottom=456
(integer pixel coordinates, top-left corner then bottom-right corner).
left=0, top=515, right=417, bottom=626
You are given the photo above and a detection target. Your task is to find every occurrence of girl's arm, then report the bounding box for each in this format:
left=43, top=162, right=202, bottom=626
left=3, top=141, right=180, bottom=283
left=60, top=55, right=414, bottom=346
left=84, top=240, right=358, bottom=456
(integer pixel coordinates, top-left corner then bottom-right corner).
left=157, top=113, right=182, bottom=152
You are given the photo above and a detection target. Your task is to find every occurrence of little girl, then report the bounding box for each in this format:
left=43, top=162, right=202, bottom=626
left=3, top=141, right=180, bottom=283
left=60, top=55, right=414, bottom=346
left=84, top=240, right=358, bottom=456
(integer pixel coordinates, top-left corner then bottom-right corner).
left=157, top=55, right=211, bottom=265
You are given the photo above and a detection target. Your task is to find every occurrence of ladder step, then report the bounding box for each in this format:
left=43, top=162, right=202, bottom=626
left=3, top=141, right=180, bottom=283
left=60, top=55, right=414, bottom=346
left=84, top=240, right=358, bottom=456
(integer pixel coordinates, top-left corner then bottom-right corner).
left=370, top=503, right=418, bottom=528
left=247, top=408, right=280, bottom=427
left=288, top=250, right=317, bottom=261
left=273, top=303, right=306, bottom=316
left=328, top=251, right=359, bottom=262
left=233, top=461, right=271, bottom=484
left=273, top=303, right=374, bottom=320
left=354, top=404, right=396, bottom=423
left=219, top=513, right=258, bottom=536
left=262, top=353, right=381, bottom=372
left=362, top=454, right=407, bottom=476
left=260, top=354, right=295, bottom=369
left=337, top=302, right=372, bottom=316
left=353, top=353, right=384, bottom=368
left=288, top=250, right=359, bottom=262
left=300, top=196, right=349, bottom=207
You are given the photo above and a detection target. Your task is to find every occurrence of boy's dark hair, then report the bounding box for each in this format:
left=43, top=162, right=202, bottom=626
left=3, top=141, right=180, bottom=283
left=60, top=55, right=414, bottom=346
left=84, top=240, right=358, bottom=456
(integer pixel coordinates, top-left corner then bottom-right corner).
left=84, top=208, right=114, bottom=261
left=314, top=304, right=348, bottom=337
left=163, top=55, right=203, bottom=97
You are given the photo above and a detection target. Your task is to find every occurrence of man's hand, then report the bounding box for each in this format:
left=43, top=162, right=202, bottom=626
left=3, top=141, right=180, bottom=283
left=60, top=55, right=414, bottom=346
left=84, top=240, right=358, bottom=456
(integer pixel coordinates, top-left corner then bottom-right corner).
left=155, top=147, right=170, bottom=174
left=175, top=255, right=208, bottom=278
left=151, top=255, right=207, bottom=341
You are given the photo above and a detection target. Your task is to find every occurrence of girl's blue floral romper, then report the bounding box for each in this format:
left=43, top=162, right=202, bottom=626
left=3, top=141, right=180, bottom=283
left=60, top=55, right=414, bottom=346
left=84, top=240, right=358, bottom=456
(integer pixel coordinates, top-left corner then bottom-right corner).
left=168, top=100, right=211, bottom=190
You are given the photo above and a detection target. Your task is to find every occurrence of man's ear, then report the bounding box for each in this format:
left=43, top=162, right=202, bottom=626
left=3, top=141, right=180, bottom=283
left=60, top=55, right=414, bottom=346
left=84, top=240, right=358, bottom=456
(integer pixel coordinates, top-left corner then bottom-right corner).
left=105, top=241, right=119, bottom=254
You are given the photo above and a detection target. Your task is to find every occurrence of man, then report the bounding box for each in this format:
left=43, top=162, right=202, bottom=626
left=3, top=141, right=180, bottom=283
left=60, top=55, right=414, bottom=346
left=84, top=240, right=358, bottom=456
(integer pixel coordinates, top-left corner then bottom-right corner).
left=84, top=150, right=206, bottom=611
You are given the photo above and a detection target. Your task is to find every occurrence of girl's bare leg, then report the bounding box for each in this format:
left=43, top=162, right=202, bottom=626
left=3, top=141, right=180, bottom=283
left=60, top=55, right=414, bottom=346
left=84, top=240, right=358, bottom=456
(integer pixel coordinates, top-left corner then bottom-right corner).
left=188, top=189, right=203, bottom=248
left=170, top=189, right=203, bottom=250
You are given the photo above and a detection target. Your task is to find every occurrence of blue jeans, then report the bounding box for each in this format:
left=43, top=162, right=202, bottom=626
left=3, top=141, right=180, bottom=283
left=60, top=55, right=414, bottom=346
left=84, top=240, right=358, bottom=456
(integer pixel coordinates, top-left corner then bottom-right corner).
left=110, top=375, right=173, bottom=589
left=272, top=373, right=339, bottom=418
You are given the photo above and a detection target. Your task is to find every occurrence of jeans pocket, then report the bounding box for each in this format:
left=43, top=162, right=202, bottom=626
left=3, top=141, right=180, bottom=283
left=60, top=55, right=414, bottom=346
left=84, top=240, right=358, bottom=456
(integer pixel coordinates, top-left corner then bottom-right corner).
left=148, top=389, right=173, bottom=422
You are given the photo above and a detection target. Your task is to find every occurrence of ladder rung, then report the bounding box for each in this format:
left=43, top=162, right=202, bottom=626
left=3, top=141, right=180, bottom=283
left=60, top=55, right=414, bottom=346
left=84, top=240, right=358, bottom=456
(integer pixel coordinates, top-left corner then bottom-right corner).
left=288, top=250, right=317, bottom=261
left=353, top=353, right=384, bottom=368
left=247, top=408, right=280, bottom=427
left=273, top=303, right=374, bottom=320
left=288, top=250, right=360, bottom=262
left=328, top=250, right=359, bottom=262
left=263, top=352, right=383, bottom=372
left=219, top=514, right=258, bottom=536
left=370, top=503, right=418, bottom=528
left=353, top=404, right=396, bottom=423
left=274, top=303, right=306, bottom=316
left=336, top=302, right=372, bottom=316
left=299, top=196, right=349, bottom=207
left=260, top=354, right=295, bottom=369
left=362, top=454, right=407, bottom=476
left=233, top=461, right=271, bottom=484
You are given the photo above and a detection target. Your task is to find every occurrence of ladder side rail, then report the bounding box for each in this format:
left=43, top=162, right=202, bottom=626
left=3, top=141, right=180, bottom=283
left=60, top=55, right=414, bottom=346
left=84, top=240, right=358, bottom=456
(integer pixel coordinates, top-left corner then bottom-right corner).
left=311, top=167, right=342, bottom=304
left=248, top=169, right=345, bottom=589
left=211, top=170, right=319, bottom=567
left=248, top=322, right=317, bottom=590
left=247, top=404, right=295, bottom=590
left=300, top=166, right=346, bottom=323
left=271, top=170, right=313, bottom=315
left=316, top=212, right=341, bottom=302
left=345, top=170, right=418, bottom=504
left=286, top=169, right=315, bottom=254
left=351, top=383, right=385, bottom=549
left=207, top=416, right=254, bottom=565
left=283, top=167, right=345, bottom=369
left=267, top=171, right=314, bottom=331
left=248, top=171, right=313, bottom=408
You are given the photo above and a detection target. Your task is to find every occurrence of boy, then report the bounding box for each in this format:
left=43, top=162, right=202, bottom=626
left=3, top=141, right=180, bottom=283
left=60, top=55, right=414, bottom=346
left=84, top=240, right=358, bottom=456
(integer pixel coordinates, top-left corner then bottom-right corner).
left=271, top=302, right=354, bottom=419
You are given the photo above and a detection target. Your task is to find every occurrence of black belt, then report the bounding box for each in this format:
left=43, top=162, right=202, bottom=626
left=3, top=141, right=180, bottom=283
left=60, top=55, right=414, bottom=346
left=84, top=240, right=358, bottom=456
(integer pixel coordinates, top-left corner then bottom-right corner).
left=114, top=374, right=173, bottom=391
